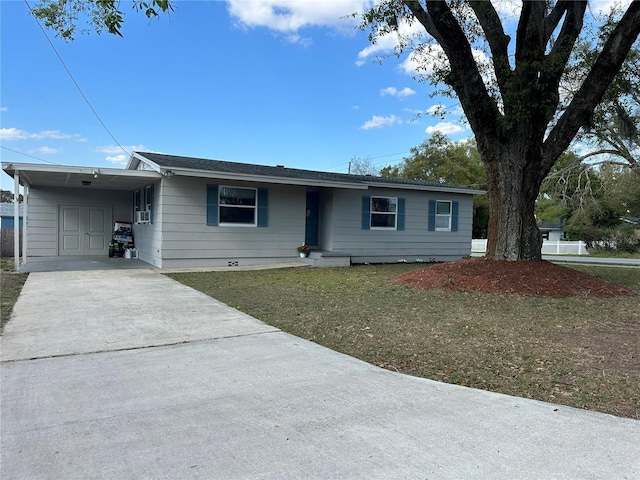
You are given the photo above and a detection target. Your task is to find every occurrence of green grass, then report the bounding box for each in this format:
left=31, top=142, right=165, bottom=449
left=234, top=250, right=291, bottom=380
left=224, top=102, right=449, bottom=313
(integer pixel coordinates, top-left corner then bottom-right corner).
left=168, top=263, right=640, bottom=419
left=0, top=258, right=28, bottom=333
left=568, top=265, right=640, bottom=289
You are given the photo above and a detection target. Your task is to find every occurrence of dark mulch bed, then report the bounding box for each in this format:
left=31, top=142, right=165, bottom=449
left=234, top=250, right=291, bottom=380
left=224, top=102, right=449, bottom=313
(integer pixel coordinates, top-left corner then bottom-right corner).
left=393, top=258, right=634, bottom=298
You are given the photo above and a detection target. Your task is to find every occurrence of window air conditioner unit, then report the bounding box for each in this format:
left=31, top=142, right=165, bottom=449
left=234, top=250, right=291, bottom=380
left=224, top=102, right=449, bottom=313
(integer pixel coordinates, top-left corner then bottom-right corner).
left=135, top=210, right=150, bottom=224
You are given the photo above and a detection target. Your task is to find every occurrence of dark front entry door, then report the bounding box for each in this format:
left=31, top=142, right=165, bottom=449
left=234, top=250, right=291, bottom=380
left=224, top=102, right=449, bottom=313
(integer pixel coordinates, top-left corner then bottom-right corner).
left=305, top=192, right=319, bottom=247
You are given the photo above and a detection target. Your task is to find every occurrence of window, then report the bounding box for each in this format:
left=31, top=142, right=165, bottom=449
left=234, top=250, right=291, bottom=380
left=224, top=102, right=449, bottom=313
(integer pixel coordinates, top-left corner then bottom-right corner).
left=207, top=185, right=268, bottom=227
left=134, top=184, right=154, bottom=224
left=435, top=200, right=451, bottom=231
left=361, top=195, right=405, bottom=230
left=144, top=185, right=153, bottom=212
left=219, top=186, right=257, bottom=225
left=370, top=196, right=398, bottom=229
left=428, top=199, right=458, bottom=232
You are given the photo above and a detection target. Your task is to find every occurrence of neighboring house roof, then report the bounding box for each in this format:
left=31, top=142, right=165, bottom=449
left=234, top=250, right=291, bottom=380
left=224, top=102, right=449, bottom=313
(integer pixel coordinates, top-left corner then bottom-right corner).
left=130, top=152, right=486, bottom=195
left=0, top=203, right=24, bottom=217
left=538, top=219, right=565, bottom=231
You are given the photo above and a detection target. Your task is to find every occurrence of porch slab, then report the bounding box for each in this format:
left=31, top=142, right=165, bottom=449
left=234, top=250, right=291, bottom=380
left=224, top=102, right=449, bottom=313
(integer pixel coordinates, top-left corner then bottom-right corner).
left=17, top=256, right=152, bottom=273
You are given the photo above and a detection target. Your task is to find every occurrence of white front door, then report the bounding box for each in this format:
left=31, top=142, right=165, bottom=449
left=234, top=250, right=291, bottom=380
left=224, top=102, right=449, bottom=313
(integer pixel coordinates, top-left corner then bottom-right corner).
left=59, top=205, right=111, bottom=256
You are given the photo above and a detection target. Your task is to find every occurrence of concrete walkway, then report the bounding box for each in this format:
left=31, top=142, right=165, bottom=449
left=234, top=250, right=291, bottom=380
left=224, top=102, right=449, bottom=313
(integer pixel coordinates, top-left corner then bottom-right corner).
left=2, top=270, right=639, bottom=479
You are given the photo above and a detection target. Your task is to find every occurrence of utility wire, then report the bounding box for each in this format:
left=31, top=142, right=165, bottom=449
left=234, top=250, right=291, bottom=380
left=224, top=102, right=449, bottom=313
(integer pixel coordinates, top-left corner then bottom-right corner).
left=1, top=145, right=59, bottom=164
left=23, top=0, right=131, bottom=159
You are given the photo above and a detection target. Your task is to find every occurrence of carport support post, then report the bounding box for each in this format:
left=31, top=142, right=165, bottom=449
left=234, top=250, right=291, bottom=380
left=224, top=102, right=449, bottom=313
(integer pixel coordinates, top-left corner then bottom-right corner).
left=22, top=184, right=28, bottom=267
left=14, top=171, right=20, bottom=272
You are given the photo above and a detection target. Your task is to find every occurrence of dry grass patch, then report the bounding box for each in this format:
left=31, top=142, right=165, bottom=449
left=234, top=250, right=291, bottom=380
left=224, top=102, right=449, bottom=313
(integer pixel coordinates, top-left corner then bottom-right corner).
left=168, top=263, right=640, bottom=419
left=1, top=258, right=28, bottom=333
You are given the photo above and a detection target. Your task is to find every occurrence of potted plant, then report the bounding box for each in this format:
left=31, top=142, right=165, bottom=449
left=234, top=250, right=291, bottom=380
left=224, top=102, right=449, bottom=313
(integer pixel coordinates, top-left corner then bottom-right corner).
left=297, top=244, right=310, bottom=257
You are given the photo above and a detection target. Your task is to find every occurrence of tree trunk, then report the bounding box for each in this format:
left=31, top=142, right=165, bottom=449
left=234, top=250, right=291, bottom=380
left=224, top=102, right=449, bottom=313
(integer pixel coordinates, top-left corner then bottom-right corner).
left=484, top=141, right=546, bottom=261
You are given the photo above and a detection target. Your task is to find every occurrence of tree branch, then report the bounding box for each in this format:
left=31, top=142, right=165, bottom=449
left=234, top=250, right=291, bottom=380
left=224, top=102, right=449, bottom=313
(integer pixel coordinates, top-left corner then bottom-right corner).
left=403, top=0, right=501, bottom=146
left=542, top=2, right=587, bottom=90
left=543, top=1, right=640, bottom=170
left=468, top=1, right=512, bottom=97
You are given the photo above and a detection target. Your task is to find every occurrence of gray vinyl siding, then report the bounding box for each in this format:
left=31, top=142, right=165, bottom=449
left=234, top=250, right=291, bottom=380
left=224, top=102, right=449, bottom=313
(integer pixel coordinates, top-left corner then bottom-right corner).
left=328, top=188, right=473, bottom=262
left=25, top=187, right=131, bottom=257
left=157, top=176, right=306, bottom=268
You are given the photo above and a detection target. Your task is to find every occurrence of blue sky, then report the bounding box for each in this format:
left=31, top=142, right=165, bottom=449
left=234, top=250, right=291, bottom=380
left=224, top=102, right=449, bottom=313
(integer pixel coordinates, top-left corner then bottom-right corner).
left=1, top=0, right=475, bottom=192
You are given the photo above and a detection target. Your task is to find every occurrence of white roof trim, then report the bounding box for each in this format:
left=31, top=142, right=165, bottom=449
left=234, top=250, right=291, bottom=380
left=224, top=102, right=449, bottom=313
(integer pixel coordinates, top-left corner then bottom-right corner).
left=3, top=162, right=161, bottom=178
left=127, top=152, right=162, bottom=173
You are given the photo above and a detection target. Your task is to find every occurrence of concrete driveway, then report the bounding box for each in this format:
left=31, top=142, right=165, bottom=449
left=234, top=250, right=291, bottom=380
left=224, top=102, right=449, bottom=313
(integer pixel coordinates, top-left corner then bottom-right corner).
left=2, top=269, right=639, bottom=479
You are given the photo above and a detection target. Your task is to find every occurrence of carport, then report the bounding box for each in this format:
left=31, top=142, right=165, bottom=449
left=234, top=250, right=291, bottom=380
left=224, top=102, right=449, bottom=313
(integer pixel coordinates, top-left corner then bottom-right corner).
left=2, top=162, right=161, bottom=272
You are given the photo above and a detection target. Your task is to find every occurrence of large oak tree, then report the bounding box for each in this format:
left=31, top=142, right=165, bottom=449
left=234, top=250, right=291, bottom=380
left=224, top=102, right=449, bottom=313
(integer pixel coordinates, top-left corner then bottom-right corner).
left=362, top=1, right=640, bottom=260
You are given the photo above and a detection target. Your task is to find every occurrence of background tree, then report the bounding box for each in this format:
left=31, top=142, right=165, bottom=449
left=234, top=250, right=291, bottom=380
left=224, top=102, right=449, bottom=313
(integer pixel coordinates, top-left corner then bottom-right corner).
left=361, top=1, right=640, bottom=260
left=537, top=155, right=640, bottom=253
left=0, top=190, right=23, bottom=203
left=349, top=156, right=378, bottom=176
left=381, top=133, right=489, bottom=237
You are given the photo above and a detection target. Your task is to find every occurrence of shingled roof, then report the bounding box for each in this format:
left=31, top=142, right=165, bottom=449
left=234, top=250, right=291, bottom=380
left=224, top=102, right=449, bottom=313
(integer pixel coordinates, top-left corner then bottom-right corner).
left=133, top=152, right=483, bottom=193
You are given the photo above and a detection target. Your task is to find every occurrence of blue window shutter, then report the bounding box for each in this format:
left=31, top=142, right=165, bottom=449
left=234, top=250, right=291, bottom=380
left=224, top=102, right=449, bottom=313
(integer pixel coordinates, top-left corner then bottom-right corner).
left=428, top=199, right=436, bottom=231
left=452, top=201, right=459, bottom=232
left=134, top=190, right=141, bottom=211
left=207, top=184, right=219, bottom=226
left=397, top=197, right=405, bottom=231
left=361, top=196, right=370, bottom=230
left=149, top=184, right=155, bottom=224
left=257, top=188, right=268, bottom=227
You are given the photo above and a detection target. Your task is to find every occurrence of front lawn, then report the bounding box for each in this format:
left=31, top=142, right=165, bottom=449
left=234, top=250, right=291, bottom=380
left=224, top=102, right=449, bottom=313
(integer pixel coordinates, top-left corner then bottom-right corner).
left=168, top=263, right=640, bottom=419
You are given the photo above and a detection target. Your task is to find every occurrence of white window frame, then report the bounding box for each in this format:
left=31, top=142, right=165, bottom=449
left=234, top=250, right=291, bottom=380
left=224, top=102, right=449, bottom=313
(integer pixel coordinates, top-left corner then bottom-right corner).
left=370, top=196, right=398, bottom=230
left=219, top=186, right=257, bottom=226
left=133, top=188, right=152, bottom=225
left=144, top=185, right=153, bottom=212
left=435, top=200, right=452, bottom=231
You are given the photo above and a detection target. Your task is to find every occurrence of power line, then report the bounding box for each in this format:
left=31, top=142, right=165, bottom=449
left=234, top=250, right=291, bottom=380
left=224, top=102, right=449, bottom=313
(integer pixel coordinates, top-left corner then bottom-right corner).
left=1, top=145, right=59, bottom=164
left=23, top=0, right=131, bottom=159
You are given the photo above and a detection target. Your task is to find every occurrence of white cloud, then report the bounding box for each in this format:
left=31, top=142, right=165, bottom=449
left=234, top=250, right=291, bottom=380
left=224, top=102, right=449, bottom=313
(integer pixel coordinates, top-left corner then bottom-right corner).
left=95, top=144, right=146, bottom=155
left=0, top=106, right=8, bottom=112
left=360, top=115, right=402, bottom=130
left=96, top=144, right=147, bottom=165
left=0, top=128, right=28, bottom=140
left=30, top=146, right=61, bottom=155
left=356, top=19, right=425, bottom=66
left=380, top=87, right=416, bottom=98
left=425, top=121, right=465, bottom=135
left=105, top=154, right=128, bottom=165
left=227, top=0, right=364, bottom=35
left=0, top=127, right=85, bottom=141
left=32, top=130, right=86, bottom=141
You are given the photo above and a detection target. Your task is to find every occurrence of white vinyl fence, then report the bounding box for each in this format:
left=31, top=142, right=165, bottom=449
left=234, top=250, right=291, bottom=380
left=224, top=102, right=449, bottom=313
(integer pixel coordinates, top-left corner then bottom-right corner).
left=472, top=239, right=588, bottom=255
